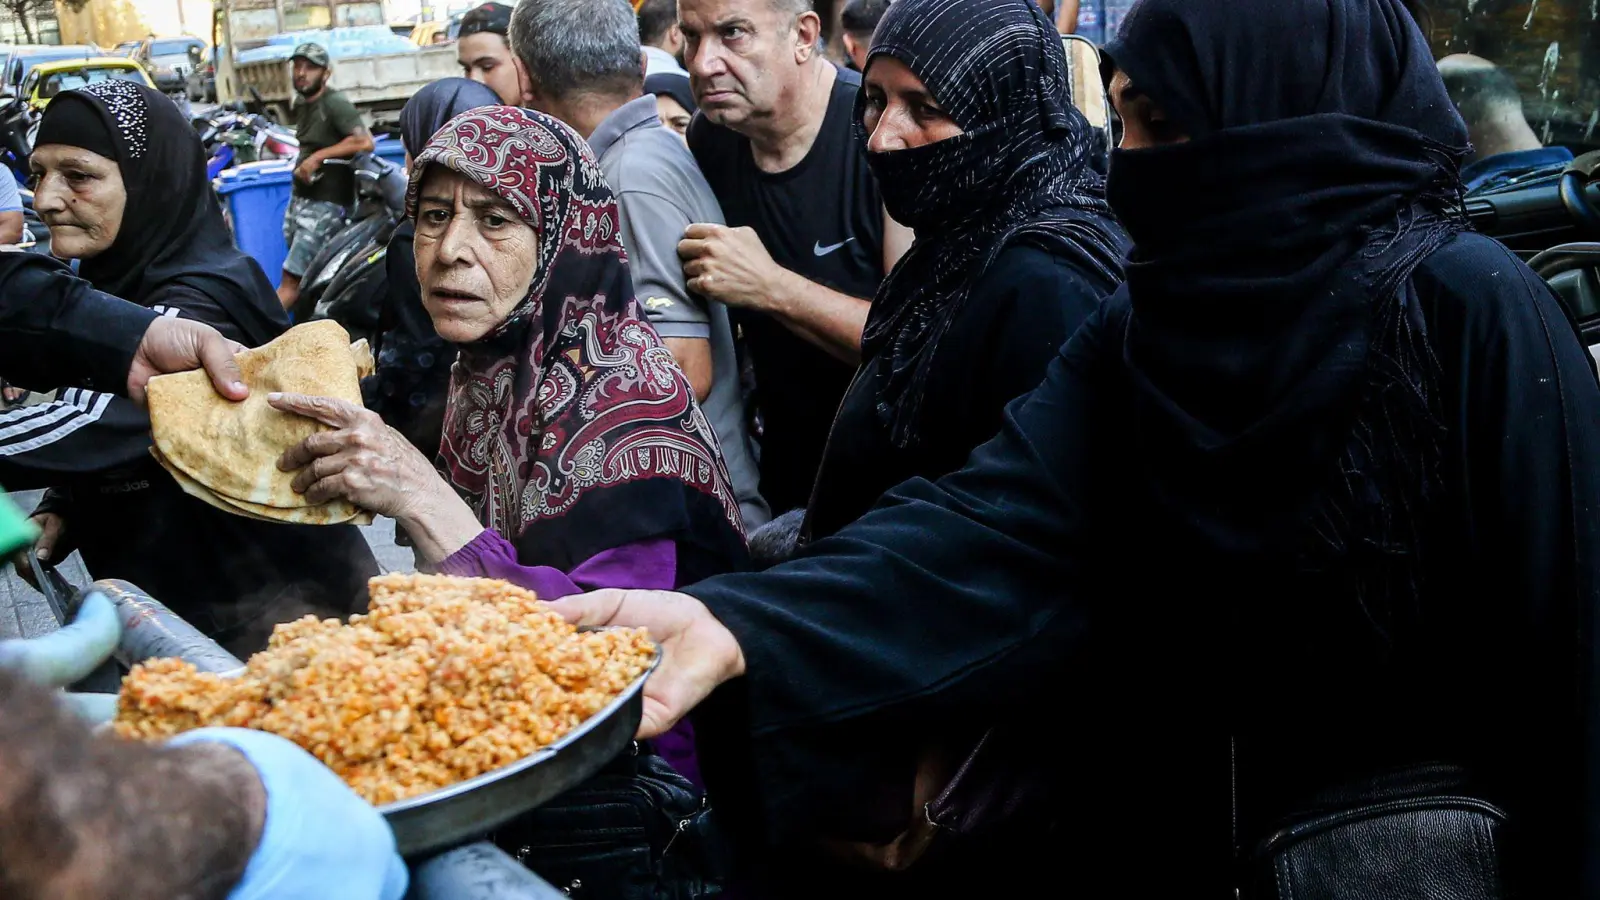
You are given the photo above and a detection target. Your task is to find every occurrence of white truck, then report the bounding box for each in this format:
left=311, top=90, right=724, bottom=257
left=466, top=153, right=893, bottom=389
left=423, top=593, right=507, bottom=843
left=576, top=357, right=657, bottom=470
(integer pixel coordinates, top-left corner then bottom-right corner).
left=211, top=0, right=458, bottom=126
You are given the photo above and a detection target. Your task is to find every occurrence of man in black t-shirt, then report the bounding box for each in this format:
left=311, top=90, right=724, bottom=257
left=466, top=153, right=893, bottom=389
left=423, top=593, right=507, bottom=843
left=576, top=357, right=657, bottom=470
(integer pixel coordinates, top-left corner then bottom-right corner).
left=679, top=0, right=912, bottom=517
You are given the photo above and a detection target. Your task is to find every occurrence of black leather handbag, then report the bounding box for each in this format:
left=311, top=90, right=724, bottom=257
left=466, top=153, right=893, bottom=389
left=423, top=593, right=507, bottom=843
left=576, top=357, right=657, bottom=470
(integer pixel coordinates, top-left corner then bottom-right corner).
left=491, top=746, right=728, bottom=900
left=1243, top=765, right=1507, bottom=900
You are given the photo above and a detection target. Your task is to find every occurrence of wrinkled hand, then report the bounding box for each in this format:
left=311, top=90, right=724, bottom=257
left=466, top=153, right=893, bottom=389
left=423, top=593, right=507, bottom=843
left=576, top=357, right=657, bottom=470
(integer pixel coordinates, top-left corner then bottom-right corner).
left=546, top=589, right=746, bottom=739
left=13, top=511, right=69, bottom=591
left=678, top=223, right=785, bottom=311
left=128, top=316, right=248, bottom=406
left=269, top=392, right=445, bottom=520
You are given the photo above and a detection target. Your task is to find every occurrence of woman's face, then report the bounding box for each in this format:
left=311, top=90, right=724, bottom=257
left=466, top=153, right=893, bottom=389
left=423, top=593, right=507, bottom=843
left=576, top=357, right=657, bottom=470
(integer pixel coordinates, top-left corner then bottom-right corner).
left=30, top=144, right=125, bottom=260
left=860, top=56, right=964, bottom=152
left=655, top=94, right=693, bottom=143
left=1108, top=69, right=1190, bottom=150
left=413, top=166, right=540, bottom=343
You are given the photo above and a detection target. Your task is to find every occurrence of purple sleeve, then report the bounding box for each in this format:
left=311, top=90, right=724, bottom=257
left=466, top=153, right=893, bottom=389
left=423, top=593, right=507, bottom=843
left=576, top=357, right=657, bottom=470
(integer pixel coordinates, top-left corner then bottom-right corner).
left=434, top=529, right=678, bottom=597
left=434, top=528, right=702, bottom=787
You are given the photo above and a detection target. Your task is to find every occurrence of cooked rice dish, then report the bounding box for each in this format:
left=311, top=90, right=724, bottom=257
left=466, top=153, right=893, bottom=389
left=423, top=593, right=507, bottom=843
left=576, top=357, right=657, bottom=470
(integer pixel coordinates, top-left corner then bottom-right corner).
left=113, top=574, right=655, bottom=805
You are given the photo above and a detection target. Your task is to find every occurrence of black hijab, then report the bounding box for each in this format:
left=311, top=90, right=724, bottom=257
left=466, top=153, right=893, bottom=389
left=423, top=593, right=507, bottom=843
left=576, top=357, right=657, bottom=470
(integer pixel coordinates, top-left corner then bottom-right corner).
left=644, top=72, right=697, bottom=115
left=398, top=77, right=501, bottom=158
left=35, top=81, right=285, bottom=346
left=1103, top=0, right=1470, bottom=627
left=858, top=0, right=1129, bottom=448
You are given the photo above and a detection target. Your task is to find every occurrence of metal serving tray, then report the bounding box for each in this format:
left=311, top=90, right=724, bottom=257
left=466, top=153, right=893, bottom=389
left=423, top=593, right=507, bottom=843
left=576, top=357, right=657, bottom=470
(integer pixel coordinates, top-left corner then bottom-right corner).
left=378, top=638, right=659, bottom=858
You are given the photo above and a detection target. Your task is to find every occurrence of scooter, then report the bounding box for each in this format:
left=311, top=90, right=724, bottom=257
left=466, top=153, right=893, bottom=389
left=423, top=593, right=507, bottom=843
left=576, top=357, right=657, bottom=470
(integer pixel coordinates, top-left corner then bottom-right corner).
left=290, top=153, right=407, bottom=339
left=195, top=104, right=299, bottom=179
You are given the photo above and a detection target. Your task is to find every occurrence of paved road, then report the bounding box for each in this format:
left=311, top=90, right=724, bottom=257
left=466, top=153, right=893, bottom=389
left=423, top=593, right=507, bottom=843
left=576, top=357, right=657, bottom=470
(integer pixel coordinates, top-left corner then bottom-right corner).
left=0, top=490, right=415, bottom=641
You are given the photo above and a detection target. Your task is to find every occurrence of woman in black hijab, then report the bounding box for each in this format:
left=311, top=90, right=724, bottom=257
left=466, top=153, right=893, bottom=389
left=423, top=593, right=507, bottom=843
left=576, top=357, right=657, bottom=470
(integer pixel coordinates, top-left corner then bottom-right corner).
left=0, top=81, right=377, bottom=656
left=363, top=77, right=500, bottom=458
left=558, top=0, right=1600, bottom=896
left=805, top=0, right=1126, bottom=542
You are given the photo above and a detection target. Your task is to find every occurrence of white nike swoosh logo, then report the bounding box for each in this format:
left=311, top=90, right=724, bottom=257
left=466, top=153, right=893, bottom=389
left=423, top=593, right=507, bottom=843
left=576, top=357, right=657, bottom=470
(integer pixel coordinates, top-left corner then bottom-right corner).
left=814, top=237, right=856, bottom=257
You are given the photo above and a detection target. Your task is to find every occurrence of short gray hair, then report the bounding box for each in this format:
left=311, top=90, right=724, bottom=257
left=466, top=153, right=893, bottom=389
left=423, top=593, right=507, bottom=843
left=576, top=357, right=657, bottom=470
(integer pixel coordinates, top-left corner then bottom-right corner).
left=773, top=0, right=813, bottom=17
left=509, top=0, right=642, bottom=100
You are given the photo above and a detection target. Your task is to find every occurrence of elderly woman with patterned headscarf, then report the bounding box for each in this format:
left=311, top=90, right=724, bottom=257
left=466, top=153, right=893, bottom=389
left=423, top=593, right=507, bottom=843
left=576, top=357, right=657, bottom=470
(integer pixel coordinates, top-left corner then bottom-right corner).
left=274, top=104, right=746, bottom=611
left=364, top=77, right=502, bottom=457
left=0, top=81, right=377, bottom=656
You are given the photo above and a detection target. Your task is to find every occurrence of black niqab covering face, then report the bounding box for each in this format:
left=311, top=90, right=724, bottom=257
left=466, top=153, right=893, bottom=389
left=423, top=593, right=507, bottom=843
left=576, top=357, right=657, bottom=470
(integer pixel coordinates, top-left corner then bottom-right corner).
left=1103, top=0, right=1470, bottom=631
left=37, top=81, right=285, bottom=345
left=858, top=0, right=1129, bottom=448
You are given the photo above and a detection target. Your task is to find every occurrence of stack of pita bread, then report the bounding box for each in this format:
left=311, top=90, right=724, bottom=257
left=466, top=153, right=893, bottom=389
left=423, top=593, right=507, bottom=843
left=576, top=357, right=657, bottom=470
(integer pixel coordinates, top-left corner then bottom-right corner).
left=147, top=320, right=377, bottom=526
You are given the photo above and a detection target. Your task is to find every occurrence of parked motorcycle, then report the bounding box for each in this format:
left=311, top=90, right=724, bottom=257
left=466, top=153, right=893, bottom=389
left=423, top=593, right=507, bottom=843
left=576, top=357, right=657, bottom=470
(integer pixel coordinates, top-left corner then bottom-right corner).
left=193, top=104, right=299, bottom=180
left=290, top=153, right=407, bottom=339
left=0, top=91, right=34, bottom=187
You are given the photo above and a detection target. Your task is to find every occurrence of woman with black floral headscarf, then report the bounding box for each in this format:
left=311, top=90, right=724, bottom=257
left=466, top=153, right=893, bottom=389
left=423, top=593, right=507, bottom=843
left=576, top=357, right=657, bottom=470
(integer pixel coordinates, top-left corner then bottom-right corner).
left=0, top=81, right=377, bottom=655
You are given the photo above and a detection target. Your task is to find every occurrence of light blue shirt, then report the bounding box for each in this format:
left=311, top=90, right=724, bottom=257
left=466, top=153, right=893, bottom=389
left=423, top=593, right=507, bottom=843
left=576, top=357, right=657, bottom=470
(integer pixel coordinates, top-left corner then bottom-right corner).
left=0, top=172, right=20, bottom=213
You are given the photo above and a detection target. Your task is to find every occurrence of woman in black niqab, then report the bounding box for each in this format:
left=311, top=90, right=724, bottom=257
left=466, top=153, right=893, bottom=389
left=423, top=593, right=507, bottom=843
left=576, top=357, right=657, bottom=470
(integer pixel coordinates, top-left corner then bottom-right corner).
left=802, top=0, right=1127, bottom=540
left=582, top=0, right=1600, bottom=895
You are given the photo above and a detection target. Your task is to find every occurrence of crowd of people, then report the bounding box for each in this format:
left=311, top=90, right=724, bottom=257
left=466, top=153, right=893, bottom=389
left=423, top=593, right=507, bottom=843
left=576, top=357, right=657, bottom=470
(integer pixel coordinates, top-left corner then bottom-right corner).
left=0, top=0, right=1597, bottom=897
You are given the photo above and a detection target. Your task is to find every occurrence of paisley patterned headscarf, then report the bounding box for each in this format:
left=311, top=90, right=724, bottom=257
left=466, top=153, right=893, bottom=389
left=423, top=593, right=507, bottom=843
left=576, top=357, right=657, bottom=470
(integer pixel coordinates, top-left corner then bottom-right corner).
left=409, top=107, right=744, bottom=570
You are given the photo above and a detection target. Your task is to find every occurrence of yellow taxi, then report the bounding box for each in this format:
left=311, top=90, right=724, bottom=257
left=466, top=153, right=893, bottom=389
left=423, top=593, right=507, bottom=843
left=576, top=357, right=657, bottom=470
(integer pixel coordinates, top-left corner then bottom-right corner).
left=20, top=57, right=156, bottom=112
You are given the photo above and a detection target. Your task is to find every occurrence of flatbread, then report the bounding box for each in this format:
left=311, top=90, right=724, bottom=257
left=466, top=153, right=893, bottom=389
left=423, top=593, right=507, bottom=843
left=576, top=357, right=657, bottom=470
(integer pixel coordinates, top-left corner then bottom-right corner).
left=351, top=338, right=374, bottom=379
left=153, top=446, right=374, bottom=526
left=147, top=321, right=375, bottom=524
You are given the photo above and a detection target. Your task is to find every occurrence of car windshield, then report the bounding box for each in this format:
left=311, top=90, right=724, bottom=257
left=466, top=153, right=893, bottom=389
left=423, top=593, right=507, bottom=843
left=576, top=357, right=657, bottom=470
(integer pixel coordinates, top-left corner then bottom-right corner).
left=40, top=67, right=143, bottom=99
left=1418, top=1, right=1600, bottom=166
left=151, top=40, right=198, bottom=58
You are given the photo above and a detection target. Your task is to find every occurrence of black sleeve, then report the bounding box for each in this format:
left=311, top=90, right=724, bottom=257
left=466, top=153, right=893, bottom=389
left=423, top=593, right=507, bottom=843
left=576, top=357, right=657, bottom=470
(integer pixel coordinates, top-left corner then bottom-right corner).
left=1417, top=235, right=1600, bottom=893
left=0, top=253, right=156, bottom=394
left=974, top=244, right=1113, bottom=415
left=685, top=304, right=1113, bottom=840
left=0, top=285, right=247, bottom=483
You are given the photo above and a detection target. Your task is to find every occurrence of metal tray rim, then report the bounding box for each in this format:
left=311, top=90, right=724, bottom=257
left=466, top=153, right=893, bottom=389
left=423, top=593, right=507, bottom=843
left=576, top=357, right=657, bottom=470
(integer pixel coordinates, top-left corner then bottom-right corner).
left=375, top=632, right=659, bottom=818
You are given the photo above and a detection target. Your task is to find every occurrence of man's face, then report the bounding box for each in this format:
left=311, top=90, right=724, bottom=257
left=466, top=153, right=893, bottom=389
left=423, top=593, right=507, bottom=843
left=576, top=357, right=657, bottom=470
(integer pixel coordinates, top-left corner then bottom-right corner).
left=458, top=32, right=527, bottom=105
left=679, top=0, right=799, bottom=130
left=291, top=58, right=326, bottom=97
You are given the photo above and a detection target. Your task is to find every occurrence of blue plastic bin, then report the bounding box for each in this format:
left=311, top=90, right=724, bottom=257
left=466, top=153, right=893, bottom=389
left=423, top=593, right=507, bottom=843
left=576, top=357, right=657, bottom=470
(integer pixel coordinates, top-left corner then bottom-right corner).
left=215, top=161, right=294, bottom=288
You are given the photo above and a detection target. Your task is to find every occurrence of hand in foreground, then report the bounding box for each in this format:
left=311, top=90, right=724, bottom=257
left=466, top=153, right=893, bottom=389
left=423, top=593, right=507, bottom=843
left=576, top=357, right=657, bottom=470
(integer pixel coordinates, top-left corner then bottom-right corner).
left=270, top=392, right=484, bottom=561
left=128, top=316, right=248, bottom=405
left=678, top=223, right=788, bottom=311
left=546, top=589, right=746, bottom=739
left=13, top=511, right=70, bottom=591
left=169, top=728, right=408, bottom=900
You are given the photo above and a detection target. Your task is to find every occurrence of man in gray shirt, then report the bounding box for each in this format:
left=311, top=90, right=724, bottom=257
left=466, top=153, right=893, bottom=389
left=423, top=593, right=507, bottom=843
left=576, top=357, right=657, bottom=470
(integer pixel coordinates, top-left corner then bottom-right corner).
left=509, top=0, right=769, bottom=528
